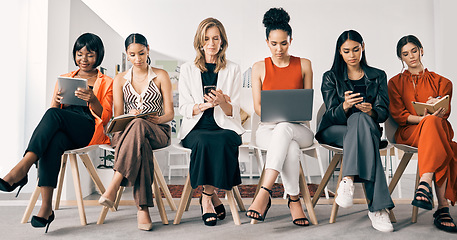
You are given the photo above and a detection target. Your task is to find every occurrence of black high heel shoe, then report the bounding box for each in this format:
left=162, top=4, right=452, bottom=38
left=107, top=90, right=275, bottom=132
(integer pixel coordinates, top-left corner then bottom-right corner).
left=288, top=197, right=309, bottom=226
left=31, top=211, right=55, bottom=233
left=246, top=186, right=272, bottom=221
left=0, top=175, right=28, bottom=197
left=214, top=203, right=226, bottom=220
left=200, top=191, right=217, bottom=226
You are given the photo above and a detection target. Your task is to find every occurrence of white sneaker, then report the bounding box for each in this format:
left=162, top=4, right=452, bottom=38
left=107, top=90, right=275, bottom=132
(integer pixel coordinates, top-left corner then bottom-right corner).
left=368, top=209, right=394, bottom=232
left=335, top=178, right=354, bottom=208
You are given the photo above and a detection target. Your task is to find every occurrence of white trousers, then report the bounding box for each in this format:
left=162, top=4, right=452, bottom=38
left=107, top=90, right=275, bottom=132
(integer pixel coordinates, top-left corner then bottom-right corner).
left=256, top=122, right=314, bottom=195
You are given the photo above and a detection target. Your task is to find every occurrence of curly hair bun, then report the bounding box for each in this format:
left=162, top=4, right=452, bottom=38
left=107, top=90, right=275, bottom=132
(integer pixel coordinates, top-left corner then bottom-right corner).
left=262, top=8, right=290, bottom=28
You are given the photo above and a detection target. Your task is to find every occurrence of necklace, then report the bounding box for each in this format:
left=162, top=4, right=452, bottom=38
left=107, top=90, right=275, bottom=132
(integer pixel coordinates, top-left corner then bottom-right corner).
left=76, top=71, right=97, bottom=80
left=349, top=68, right=364, bottom=80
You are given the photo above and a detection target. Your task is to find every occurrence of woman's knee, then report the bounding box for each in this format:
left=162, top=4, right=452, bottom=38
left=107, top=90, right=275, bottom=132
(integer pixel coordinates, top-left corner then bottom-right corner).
left=422, top=115, right=444, bottom=129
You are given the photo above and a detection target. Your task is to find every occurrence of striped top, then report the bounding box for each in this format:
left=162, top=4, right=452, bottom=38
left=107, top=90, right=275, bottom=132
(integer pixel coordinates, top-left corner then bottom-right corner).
left=122, top=66, right=164, bottom=116
left=262, top=56, right=303, bottom=90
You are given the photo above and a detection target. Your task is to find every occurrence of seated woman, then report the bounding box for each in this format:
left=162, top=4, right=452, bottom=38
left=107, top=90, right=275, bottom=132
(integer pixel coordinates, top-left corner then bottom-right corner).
left=98, top=33, right=173, bottom=231
left=179, top=17, right=244, bottom=226
left=0, top=33, right=113, bottom=233
left=245, top=7, right=314, bottom=227
left=315, top=30, right=394, bottom=232
left=388, top=35, right=457, bottom=233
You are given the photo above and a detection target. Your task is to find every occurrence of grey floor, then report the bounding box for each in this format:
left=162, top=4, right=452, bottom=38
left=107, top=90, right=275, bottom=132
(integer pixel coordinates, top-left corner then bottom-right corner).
left=0, top=175, right=456, bottom=240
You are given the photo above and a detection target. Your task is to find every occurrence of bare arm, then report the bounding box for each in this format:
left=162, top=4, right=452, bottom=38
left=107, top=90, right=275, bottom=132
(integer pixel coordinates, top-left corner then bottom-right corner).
left=113, top=73, right=127, bottom=117
left=301, top=58, right=313, bottom=89
left=252, top=61, right=265, bottom=117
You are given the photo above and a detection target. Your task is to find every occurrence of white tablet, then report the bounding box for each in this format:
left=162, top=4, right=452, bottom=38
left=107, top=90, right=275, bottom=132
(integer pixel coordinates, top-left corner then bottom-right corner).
left=57, top=76, right=88, bottom=106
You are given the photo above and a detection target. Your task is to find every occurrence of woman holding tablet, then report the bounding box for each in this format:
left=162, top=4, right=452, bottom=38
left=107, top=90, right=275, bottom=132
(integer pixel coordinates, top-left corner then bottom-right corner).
left=98, top=33, right=173, bottom=231
left=246, top=8, right=314, bottom=226
left=179, top=18, right=244, bottom=226
left=388, top=35, right=457, bottom=232
left=315, top=30, right=394, bottom=232
left=0, top=33, right=113, bottom=232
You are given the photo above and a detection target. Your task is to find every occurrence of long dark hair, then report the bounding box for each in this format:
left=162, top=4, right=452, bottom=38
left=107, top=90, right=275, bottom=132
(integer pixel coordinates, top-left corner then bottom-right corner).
left=125, top=33, right=151, bottom=65
left=262, top=8, right=292, bottom=39
left=72, top=33, right=104, bottom=68
left=330, top=30, right=368, bottom=78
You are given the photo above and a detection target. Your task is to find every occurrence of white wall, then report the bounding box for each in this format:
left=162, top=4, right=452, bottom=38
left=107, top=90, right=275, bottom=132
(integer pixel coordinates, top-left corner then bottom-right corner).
left=82, top=0, right=447, bottom=132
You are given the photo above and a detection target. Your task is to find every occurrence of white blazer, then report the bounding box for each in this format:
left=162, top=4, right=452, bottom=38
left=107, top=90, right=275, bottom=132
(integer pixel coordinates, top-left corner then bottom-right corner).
left=178, top=60, right=245, bottom=140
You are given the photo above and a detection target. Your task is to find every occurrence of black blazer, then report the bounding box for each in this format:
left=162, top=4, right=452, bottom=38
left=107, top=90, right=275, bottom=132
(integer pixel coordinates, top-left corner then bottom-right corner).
left=316, top=65, right=389, bottom=139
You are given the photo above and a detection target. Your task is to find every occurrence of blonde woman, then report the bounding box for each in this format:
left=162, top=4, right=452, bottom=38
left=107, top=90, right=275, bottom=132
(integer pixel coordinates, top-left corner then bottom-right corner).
left=178, top=18, right=244, bottom=226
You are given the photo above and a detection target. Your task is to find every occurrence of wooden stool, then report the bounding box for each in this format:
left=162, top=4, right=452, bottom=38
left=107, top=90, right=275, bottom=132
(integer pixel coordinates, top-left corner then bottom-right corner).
left=21, top=145, right=106, bottom=225
left=173, top=174, right=246, bottom=225
left=96, top=144, right=176, bottom=225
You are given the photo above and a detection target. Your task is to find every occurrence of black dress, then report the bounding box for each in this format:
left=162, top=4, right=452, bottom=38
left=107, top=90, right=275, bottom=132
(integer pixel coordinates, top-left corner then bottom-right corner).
left=181, top=63, right=242, bottom=190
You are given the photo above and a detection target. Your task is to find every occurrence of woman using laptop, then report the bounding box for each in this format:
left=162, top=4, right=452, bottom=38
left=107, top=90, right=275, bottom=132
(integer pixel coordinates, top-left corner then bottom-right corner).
left=98, top=33, right=173, bottom=231
left=315, top=30, right=394, bottom=232
left=246, top=7, right=314, bottom=226
left=388, top=35, right=457, bottom=232
left=0, top=33, right=113, bottom=232
left=179, top=18, right=244, bottom=226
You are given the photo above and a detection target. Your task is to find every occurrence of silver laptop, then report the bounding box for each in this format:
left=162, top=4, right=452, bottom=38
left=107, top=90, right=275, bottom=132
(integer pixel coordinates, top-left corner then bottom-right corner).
left=261, top=89, right=313, bottom=123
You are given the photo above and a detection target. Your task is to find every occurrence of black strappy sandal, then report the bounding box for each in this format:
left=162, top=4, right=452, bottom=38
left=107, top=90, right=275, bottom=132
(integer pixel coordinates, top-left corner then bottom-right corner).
left=245, top=186, right=272, bottom=221
left=214, top=203, right=226, bottom=220
left=411, top=181, right=433, bottom=210
left=288, top=197, right=309, bottom=226
left=200, top=191, right=217, bottom=226
left=433, top=207, right=457, bottom=233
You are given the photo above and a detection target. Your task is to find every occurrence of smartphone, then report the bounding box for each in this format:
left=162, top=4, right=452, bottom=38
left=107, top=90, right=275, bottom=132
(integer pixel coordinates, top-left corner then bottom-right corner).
left=353, top=85, right=367, bottom=102
left=204, top=85, right=216, bottom=96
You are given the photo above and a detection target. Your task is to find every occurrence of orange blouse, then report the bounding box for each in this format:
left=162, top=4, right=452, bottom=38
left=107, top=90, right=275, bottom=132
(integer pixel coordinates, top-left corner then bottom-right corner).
left=57, top=70, right=113, bottom=145
left=262, top=56, right=303, bottom=90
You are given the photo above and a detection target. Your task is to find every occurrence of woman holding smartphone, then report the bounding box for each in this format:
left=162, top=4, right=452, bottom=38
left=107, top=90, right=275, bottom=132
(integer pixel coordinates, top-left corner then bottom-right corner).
left=315, top=30, right=394, bottom=232
left=388, top=35, right=457, bottom=232
left=246, top=8, right=314, bottom=227
left=0, top=33, right=113, bottom=232
left=98, top=33, right=173, bottom=231
left=178, top=17, right=244, bottom=226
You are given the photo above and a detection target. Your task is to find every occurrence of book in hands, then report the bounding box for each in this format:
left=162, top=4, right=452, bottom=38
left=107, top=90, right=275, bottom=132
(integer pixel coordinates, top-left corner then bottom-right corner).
left=106, top=111, right=158, bottom=134
left=412, top=95, right=450, bottom=116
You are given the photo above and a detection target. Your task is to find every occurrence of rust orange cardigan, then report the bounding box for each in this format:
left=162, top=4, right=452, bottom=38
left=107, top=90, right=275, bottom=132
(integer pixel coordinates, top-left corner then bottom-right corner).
left=56, top=70, right=113, bottom=145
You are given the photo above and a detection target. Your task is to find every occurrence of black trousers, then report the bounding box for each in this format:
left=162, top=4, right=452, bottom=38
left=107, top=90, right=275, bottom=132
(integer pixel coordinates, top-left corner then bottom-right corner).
left=26, top=107, right=95, bottom=188
left=316, top=112, right=394, bottom=212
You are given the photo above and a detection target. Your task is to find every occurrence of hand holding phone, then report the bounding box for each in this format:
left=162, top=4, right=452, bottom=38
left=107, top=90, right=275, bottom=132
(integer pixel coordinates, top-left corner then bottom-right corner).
left=353, top=85, right=367, bottom=102
left=204, top=85, right=216, bottom=102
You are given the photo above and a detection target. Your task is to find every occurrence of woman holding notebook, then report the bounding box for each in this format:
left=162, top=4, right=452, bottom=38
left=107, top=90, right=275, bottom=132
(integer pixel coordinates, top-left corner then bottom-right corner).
left=0, top=33, right=113, bottom=232
left=388, top=35, right=457, bottom=233
left=178, top=18, right=244, bottom=226
left=98, top=33, right=173, bottom=231
left=315, top=30, right=394, bottom=232
left=246, top=8, right=314, bottom=227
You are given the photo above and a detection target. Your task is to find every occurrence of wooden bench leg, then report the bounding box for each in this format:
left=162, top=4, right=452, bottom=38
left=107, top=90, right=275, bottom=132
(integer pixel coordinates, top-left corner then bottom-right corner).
left=69, top=153, right=87, bottom=226
left=411, top=165, right=420, bottom=223
left=233, top=186, right=245, bottom=211
left=387, top=152, right=413, bottom=223
left=153, top=173, right=168, bottom=225
left=153, top=155, right=177, bottom=211
left=173, top=174, right=192, bottom=224
left=226, top=189, right=241, bottom=225
left=55, top=154, right=68, bottom=210
left=312, top=153, right=342, bottom=207
left=21, top=184, right=41, bottom=223
left=185, top=189, right=193, bottom=211
left=79, top=153, right=106, bottom=194
left=329, top=163, right=343, bottom=224
left=299, top=162, right=318, bottom=225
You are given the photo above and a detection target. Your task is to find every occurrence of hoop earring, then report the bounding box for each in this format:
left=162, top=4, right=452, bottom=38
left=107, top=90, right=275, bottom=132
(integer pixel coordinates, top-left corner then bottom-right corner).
left=200, top=47, right=204, bottom=51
